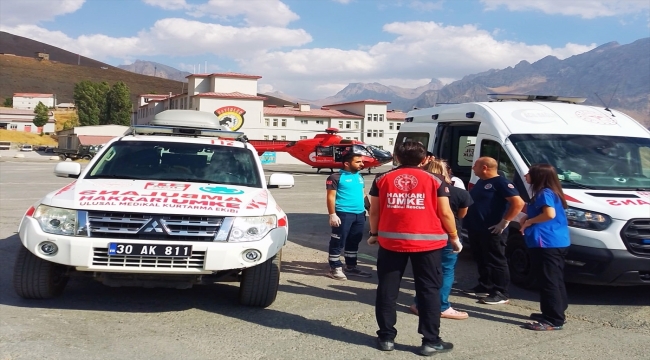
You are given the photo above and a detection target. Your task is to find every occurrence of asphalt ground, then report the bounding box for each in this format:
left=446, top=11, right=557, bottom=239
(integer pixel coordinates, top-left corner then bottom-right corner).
left=0, top=160, right=648, bottom=360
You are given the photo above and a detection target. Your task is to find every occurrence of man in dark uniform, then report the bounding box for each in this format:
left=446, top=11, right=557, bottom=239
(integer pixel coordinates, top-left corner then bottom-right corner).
left=463, top=157, right=525, bottom=305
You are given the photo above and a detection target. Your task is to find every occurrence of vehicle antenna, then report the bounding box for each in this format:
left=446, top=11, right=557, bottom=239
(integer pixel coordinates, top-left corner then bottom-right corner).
left=594, top=82, right=620, bottom=117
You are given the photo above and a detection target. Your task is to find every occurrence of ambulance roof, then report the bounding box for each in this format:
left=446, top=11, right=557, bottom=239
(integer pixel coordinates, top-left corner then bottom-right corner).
left=408, top=100, right=649, bottom=138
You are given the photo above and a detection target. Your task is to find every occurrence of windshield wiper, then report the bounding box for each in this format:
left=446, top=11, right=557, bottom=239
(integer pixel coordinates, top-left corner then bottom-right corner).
left=560, top=179, right=596, bottom=189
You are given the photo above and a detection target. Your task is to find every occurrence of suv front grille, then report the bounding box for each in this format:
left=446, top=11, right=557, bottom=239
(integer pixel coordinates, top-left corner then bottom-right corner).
left=86, top=211, right=223, bottom=242
left=92, top=248, right=205, bottom=269
left=621, top=218, right=650, bottom=257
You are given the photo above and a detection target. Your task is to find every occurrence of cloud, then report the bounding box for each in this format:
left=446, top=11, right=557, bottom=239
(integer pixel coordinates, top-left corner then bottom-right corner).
left=239, top=21, right=595, bottom=98
left=0, top=18, right=312, bottom=60
left=143, top=0, right=299, bottom=27
left=0, top=0, right=85, bottom=26
left=481, top=0, right=650, bottom=19
left=409, top=1, right=444, bottom=12
left=332, top=0, right=353, bottom=3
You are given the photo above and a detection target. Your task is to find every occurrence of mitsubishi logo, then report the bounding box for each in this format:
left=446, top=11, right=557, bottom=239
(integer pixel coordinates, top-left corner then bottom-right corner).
left=143, top=220, right=164, bottom=233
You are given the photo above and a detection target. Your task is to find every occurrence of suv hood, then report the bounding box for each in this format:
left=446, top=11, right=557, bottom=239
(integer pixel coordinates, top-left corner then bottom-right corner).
left=564, top=189, right=650, bottom=220
left=42, top=179, right=275, bottom=216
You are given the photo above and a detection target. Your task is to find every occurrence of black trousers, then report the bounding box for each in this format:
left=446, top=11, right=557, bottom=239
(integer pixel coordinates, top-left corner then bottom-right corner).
left=467, top=230, right=510, bottom=297
left=375, top=246, right=443, bottom=343
left=529, top=247, right=569, bottom=326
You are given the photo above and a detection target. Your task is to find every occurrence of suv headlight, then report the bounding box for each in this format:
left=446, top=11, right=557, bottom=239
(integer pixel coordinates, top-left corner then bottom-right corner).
left=565, top=207, right=611, bottom=231
left=33, top=205, right=77, bottom=235
left=219, top=215, right=277, bottom=242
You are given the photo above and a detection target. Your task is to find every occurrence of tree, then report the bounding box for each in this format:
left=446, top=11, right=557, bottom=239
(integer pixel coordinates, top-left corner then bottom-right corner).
left=74, top=80, right=100, bottom=126
left=33, top=101, right=49, bottom=134
left=73, top=80, right=109, bottom=126
left=3, top=98, right=12, bottom=107
left=105, top=81, right=132, bottom=126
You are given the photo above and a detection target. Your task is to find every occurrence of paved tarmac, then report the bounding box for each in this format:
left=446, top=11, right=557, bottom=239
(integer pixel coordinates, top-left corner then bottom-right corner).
left=0, top=160, right=648, bottom=360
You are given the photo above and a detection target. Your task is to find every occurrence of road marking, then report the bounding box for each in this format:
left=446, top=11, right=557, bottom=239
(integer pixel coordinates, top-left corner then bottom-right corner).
left=358, top=253, right=377, bottom=262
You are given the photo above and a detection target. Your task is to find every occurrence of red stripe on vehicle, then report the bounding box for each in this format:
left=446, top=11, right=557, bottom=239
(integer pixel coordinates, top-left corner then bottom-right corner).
left=564, top=194, right=582, bottom=203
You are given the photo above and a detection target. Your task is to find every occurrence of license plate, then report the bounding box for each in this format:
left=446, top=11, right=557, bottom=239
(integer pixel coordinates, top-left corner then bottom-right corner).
left=108, top=243, right=192, bottom=257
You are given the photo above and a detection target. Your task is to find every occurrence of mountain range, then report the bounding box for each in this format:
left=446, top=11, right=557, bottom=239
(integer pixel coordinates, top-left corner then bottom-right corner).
left=263, top=38, right=649, bottom=124
left=118, top=60, right=191, bottom=82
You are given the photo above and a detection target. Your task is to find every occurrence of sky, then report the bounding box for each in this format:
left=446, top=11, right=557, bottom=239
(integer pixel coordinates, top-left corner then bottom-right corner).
left=1, top=0, right=649, bottom=99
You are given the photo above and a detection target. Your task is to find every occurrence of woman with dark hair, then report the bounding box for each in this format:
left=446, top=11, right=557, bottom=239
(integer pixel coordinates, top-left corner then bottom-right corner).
left=519, top=164, right=570, bottom=331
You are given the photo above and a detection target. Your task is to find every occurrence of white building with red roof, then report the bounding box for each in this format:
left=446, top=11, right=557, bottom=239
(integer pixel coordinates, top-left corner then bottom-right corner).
left=134, top=72, right=407, bottom=164
left=0, top=107, right=56, bottom=133
left=13, top=93, right=56, bottom=110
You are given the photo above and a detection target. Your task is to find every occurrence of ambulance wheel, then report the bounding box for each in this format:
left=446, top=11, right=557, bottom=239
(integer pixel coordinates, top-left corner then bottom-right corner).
left=58, top=154, right=66, bottom=161
left=13, top=246, right=69, bottom=299
left=239, top=250, right=281, bottom=307
left=506, top=231, right=538, bottom=290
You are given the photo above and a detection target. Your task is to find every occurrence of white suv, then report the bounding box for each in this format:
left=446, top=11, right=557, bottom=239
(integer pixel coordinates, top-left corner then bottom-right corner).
left=13, top=110, right=295, bottom=307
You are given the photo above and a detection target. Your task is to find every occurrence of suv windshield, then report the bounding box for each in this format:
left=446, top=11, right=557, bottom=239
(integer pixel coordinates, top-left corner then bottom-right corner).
left=510, top=134, right=650, bottom=190
left=86, top=140, right=262, bottom=188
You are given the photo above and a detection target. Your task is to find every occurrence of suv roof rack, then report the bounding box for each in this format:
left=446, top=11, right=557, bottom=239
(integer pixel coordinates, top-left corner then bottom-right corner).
left=125, top=125, right=248, bottom=142
left=487, top=94, right=587, bottom=104
left=125, top=109, right=249, bottom=142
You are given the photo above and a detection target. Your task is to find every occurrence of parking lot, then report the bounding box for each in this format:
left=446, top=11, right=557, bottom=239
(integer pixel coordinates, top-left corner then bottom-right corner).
left=0, top=160, right=648, bottom=360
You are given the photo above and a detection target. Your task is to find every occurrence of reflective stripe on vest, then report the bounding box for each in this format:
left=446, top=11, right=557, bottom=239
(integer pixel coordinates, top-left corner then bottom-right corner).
left=378, top=231, right=448, bottom=240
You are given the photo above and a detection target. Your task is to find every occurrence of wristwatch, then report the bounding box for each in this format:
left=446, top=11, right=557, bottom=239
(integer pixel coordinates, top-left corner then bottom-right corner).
left=368, top=232, right=378, bottom=236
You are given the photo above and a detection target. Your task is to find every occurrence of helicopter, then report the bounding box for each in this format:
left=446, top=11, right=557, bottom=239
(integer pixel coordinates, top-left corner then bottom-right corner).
left=248, top=128, right=393, bottom=173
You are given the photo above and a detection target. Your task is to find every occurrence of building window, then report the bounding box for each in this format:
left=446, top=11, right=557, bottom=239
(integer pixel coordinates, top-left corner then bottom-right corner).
left=281, top=135, right=286, bottom=140
left=24, top=125, right=32, bottom=132
left=346, top=137, right=350, bottom=139
left=354, top=137, right=358, bottom=140
left=300, top=136, right=307, bottom=140
left=372, top=130, right=378, bottom=137
left=316, top=120, right=324, bottom=125
left=281, top=119, right=287, bottom=127
left=396, top=123, right=401, bottom=130
left=367, top=114, right=372, bottom=121
left=367, top=130, right=372, bottom=137
left=354, top=121, right=359, bottom=129
left=379, top=114, right=384, bottom=122
left=300, top=120, right=308, bottom=124
left=373, top=114, right=378, bottom=122
left=389, top=123, right=394, bottom=130
left=345, top=121, right=351, bottom=129
left=263, top=135, right=269, bottom=140
left=389, top=138, right=394, bottom=145
left=265, top=118, right=270, bottom=126
left=10, top=124, right=17, bottom=130
left=273, top=119, right=278, bottom=127
left=379, top=130, right=384, bottom=137
left=272, top=135, right=278, bottom=140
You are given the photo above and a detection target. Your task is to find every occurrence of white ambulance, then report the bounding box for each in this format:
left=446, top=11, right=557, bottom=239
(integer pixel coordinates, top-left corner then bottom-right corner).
left=397, top=94, right=650, bottom=286
left=13, top=110, right=295, bottom=307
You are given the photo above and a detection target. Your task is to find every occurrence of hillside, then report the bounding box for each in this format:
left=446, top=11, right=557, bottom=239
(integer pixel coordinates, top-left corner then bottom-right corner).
left=0, top=31, right=111, bottom=69
left=0, top=55, right=187, bottom=105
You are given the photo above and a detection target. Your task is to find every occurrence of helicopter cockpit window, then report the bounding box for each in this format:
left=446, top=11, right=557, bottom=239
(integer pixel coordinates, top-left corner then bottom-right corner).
left=316, top=146, right=333, bottom=157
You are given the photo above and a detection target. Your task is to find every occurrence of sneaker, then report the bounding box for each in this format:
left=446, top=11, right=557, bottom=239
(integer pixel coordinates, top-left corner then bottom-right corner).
left=327, top=267, right=347, bottom=281
left=479, top=291, right=509, bottom=305
left=462, top=284, right=490, bottom=297
left=419, top=340, right=453, bottom=356
left=343, top=266, right=372, bottom=278
left=441, top=307, right=469, bottom=320
left=377, top=338, right=395, bottom=351
left=530, top=313, right=567, bottom=325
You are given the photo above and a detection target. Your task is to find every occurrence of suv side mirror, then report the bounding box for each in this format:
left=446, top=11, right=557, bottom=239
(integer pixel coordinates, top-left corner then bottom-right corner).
left=54, top=162, right=81, bottom=178
left=267, top=173, right=294, bottom=189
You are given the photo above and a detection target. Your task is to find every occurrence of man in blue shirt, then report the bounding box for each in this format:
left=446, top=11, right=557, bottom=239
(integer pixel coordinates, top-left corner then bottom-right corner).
left=463, top=157, right=525, bottom=304
left=326, top=152, right=371, bottom=280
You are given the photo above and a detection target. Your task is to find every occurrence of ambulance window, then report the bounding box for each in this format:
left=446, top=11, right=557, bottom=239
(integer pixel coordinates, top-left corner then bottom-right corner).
left=641, top=146, right=650, bottom=178
left=480, top=140, right=517, bottom=182
left=394, top=132, right=430, bottom=150
left=457, top=136, right=476, bottom=167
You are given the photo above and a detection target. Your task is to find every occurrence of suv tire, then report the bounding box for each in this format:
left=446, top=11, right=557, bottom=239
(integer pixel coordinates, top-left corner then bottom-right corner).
left=239, top=250, right=281, bottom=307
left=13, top=246, right=69, bottom=299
